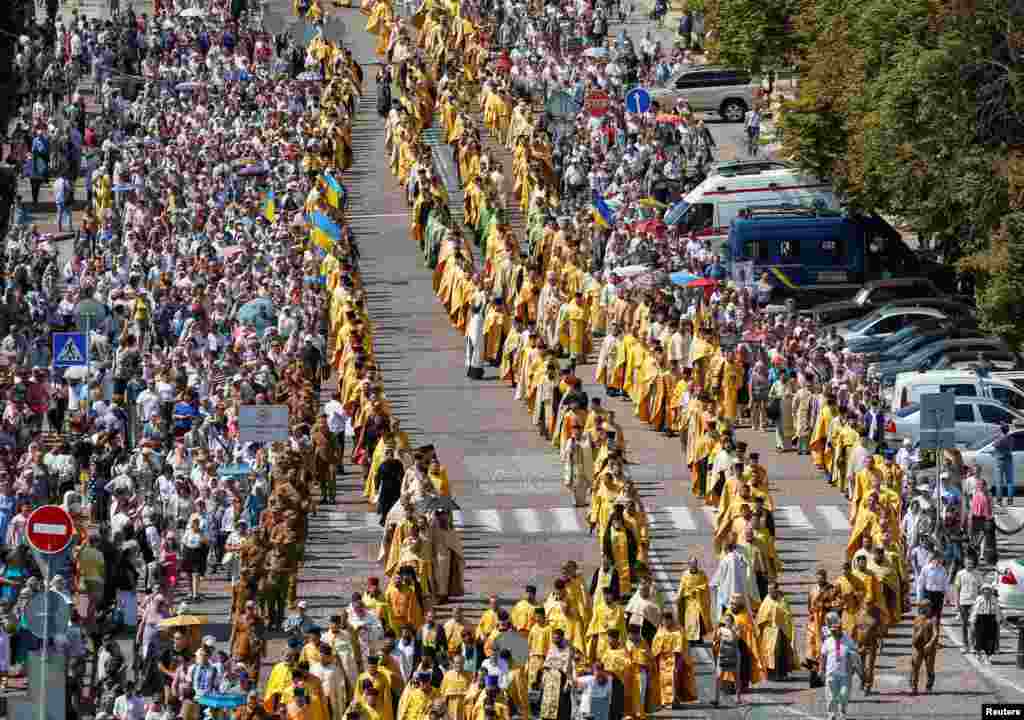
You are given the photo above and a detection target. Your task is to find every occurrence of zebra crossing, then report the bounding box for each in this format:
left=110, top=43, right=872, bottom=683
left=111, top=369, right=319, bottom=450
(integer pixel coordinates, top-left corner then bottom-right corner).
left=310, top=503, right=853, bottom=537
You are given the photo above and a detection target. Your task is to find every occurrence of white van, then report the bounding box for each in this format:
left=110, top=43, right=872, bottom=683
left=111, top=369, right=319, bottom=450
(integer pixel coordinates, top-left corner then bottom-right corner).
left=890, top=370, right=1024, bottom=414
left=674, top=163, right=838, bottom=248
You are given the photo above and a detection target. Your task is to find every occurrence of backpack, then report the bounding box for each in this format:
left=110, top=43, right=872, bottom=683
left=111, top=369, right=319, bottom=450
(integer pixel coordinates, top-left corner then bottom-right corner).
left=717, top=627, right=738, bottom=671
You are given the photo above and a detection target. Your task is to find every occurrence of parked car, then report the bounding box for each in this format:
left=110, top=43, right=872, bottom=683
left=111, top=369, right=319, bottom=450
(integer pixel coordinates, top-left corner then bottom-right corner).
left=995, top=559, right=1024, bottom=619
left=961, top=428, right=1024, bottom=485
left=929, top=351, right=1023, bottom=372
left=811, top=277, right=948, bottom=328
left=890, top=370, right=1024, bottom=413
left=836, top=306, right=949, bottom=343
left=858, top=326, right=986, bottom=364
left=844, top=317, right=960, bottom=355
left=885, top=397, right=1024, bottom=448
left=649, top=67, right=758, bottom=122
left=872, top=338, right=1017, bottom=385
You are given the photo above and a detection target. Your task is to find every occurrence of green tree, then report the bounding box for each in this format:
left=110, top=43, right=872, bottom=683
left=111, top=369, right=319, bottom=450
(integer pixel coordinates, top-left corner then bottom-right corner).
left=712, top=0, right=801, bottom=77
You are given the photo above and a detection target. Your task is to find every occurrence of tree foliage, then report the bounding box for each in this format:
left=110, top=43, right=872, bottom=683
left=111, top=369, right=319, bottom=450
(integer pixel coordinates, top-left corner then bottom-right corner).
left=708, top=0, right=801, bottom=73
left=779, top=0, right=1024, bottom=342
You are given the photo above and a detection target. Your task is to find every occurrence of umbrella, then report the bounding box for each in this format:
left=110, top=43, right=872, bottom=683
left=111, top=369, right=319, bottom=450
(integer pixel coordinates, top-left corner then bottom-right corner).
left=176, top=81, right=205, bottom=91
left=158, top=614, right=208, bottom=628
left=63, top=366, right=90, bottom=381
left=220, top=245, right=244, bottom=260
left=179, top=7, right=206, bottom=17
left=198, top=694, right=246, bottom=710
left=655, top=113, right=682, bottom=125
left=638, top=197, right=668, bottom=209
left=112, top=184, right=141, bottom=194
left=688, top=278, right=719, bottom=289
left=582, top=47, right=608, bottom=58
left=236, top=298, right=277, bottom=333
left=415, top=496, right=461, bottom=514
left=664, top=200, right=688, bottom=226
left=237, top=164, right=269, bottom=177
left=669, top=271, right=699, bottom=286
left=609, top=264, right=649, bottom=278
left=297, top=71, right=323, bottom=81
left=634, top=219, right=664, bottom=235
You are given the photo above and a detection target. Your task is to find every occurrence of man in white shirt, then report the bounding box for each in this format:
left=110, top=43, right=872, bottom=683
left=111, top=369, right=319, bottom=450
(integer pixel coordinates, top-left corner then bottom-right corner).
left=322, top=392, right=348, bottom=468
left=916, top=556, right=950, bottom=620
left=819, top=620, right=859, bottom=720
left=953, top=555, right=982, bottom=651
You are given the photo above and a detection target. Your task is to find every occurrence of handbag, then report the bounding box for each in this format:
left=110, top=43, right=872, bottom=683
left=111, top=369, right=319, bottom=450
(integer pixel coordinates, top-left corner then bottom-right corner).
left=766, top=397, right=781, bottom=421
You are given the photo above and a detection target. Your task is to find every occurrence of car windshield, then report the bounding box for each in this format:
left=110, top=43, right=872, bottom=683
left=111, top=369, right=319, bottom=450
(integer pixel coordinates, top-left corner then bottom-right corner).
left=966, top=433, right=999, bottom=451
left=848, top=310, right=884, bottom=333
left=895, top=403, right=920, bottom=418
left=902, top=342, right=945, bottom=368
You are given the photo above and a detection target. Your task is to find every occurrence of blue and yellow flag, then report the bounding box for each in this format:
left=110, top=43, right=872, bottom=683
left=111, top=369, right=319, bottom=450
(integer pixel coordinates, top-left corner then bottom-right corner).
left=262, top=191, right=277, bottom=223
left=310, top=211, right=341, bottom=252
left=591, top=190, right=616, bottom=229
left=322, top=172, right=346, bottom=210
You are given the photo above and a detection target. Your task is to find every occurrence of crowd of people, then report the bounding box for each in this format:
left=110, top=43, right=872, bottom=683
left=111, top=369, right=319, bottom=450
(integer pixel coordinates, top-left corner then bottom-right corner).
left=0, top=0, right=1010, bottom=719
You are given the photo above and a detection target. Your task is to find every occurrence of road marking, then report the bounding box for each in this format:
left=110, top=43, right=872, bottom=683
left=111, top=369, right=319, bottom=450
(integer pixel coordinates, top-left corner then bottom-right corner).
left=473, top=509, right=504, bottom=533
left=1006, top=507, right=1024, bottom=524
left=511, top=508, right=543, bottom=534
left=776, top=505, right=814, bottom=530
left=549, top=507, right=584, bottom=533
left=818, top=505, right=851, bottom=531
left=667, top=507, right=697, bottom=531
left=940, top=624, right=1024, bottom=695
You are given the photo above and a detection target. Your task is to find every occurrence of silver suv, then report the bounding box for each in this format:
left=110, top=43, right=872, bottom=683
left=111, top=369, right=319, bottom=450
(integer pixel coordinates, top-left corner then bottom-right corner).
left=650, top=67, right=757, bottom=122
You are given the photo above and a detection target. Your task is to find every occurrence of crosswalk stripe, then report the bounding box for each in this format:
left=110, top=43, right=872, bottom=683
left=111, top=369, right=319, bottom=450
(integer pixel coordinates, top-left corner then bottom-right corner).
left=668, top=507, right=697, bottom=531
left=310, top=504, right=858, bottom=535
left=818, top=505, right=851, bottom=532
left=550, top=508, right=584, bottom=533
left=512, top=508, right=544, bottom=534
left=775, top=506, right=813, bottom=530
left=474, top=509, right=504, bottom=533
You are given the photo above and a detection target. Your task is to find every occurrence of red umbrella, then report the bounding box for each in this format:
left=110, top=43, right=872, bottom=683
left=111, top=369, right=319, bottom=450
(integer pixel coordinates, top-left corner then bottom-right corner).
left=635, top=219, right=665, bottom=235
left=655, top=113, right=682, bottom=125
left=687, top=278, right=719, bottom=288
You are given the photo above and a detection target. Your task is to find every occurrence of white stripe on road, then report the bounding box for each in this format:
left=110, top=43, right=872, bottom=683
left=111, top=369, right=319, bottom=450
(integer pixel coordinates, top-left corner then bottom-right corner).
left=818, top=505, right=851, bottom=532
left=549, top=507, right=584, bottom=533
left=473, top=509, right=504, bottom=533
left=940, top=624, right=1024, bottom=695
left=775, top=505, right=814, bottom=530
left=667, top=507, right=697, bottom=531
left=511, top=508, right=543, bottom=534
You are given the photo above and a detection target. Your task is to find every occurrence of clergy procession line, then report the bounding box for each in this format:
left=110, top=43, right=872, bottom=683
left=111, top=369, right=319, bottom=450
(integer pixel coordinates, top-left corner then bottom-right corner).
left=343, top=0, right=998, bottom=714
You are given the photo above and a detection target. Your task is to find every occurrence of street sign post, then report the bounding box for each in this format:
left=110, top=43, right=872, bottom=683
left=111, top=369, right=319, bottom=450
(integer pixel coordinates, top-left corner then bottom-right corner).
left=52, top=332, right=89, bottom=369
left=24, top=505, right=73, bottom=720
left=26, top=505, right=74, bottom=555
left=920, top=391, right=956, bottom=546
left=919, top=392, right=956, bottom=450
left=625, top=87, right=651, bottom=114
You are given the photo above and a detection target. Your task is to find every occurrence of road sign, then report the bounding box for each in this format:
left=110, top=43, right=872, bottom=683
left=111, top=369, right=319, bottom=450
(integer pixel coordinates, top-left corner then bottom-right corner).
left=545, top=91, right=580, bottom=119
left=26, top=506, right=74, bottom=554
left=237, top=405, right=291, bottom=443
left=584, top=91, right=611, bottom=117
left=52, top=332, right=88, bottom=368
left=625, top=87, right=651, bottom=114
left=919, top=391, right=956, bottom=449
left=24, top=591, right=70, bottom=640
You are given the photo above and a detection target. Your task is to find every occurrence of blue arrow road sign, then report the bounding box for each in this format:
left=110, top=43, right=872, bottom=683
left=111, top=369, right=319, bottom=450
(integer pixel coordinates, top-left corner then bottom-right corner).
left=52, top=332, right=89, bottom=368
left=625, top=87, right=651, bottom=114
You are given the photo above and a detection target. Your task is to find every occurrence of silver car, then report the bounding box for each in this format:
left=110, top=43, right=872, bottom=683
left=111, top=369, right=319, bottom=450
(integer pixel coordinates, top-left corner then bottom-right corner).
left=885, top=397, right=1024, bottom=448
left=649, top=67, right=757, bottom=122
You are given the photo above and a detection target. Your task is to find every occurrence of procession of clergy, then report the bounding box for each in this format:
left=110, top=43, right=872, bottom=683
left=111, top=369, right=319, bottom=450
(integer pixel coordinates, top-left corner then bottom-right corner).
left=252, top=3, right=948, bottom=720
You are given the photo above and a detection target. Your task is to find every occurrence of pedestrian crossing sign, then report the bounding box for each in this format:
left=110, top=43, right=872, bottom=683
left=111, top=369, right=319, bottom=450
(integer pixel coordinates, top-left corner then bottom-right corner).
left=52, top=332, right=89, bottom=368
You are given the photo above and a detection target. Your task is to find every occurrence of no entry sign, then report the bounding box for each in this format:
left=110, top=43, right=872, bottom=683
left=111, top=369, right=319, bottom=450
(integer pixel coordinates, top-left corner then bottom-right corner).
left=585, top=91, right=611, bottom=117
left=27, top=505, right=74, bottom=554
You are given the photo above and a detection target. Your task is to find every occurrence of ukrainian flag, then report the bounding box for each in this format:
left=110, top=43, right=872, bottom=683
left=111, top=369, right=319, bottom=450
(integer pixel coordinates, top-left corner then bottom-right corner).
left=262, top=191, right=276, bottom=223
left=322, top=172, right=345, bottom=210
left=310, top=211, right=341, bottom=252
left=591, top=190, right=616, bottom=229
